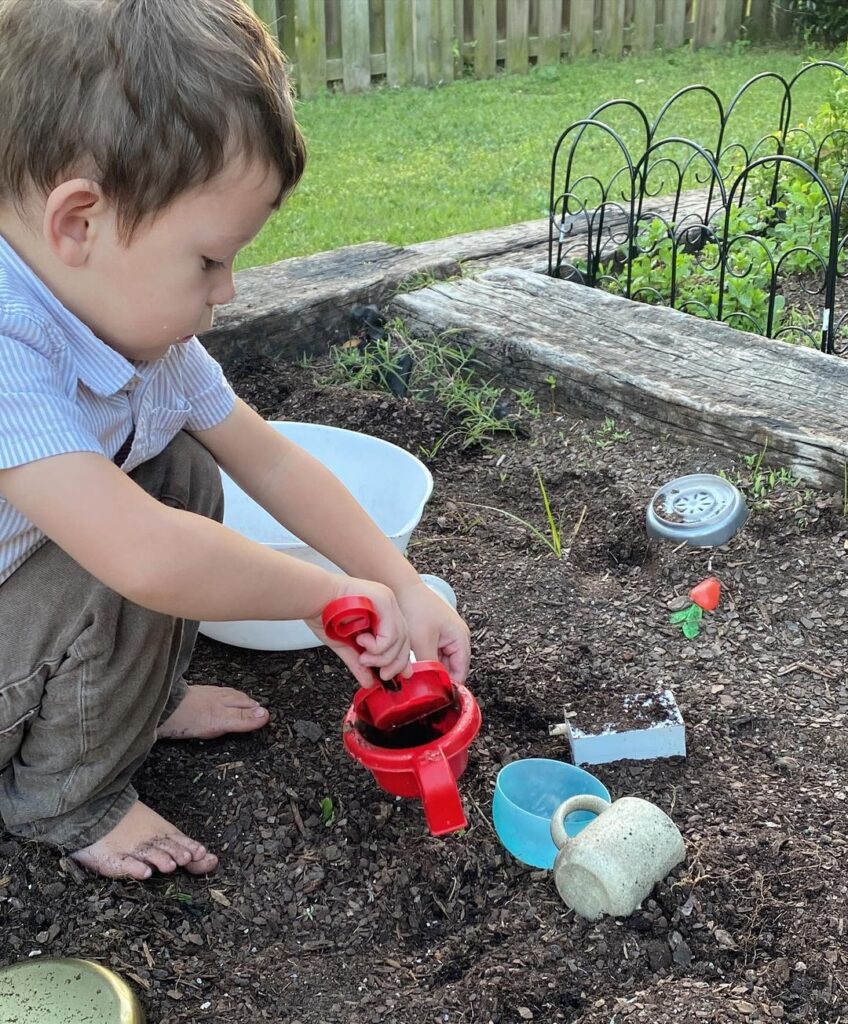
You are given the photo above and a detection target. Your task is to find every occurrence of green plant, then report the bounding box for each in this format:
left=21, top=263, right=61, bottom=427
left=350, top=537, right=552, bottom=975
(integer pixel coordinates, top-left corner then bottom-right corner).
left=417, top=429, right=461, bottom=460
left=164, top=883, right=193, bottom=904
left=512, top=387, right=540, bottom=417
left=588, top=417, right=631, bottom=449
left=536, top=470, right=563, bottom=557
left=327, top=335, right=410, bottom=394
left=788, top=1, right=848, bottom=47
left=320, top=796, right=335, bottom=826
left=544, top=374, right=557, bottom=411
left=721, top=441, right=800, bottom=507
left=328, top=324, right=520, bottom=450
left=461, top=473, right=586, bottom=559
left=396, top=270, right=444, bottom=293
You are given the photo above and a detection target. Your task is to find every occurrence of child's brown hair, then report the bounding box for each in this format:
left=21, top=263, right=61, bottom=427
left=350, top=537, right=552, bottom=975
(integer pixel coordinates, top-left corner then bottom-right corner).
left=0, top=0, right=306, bottom=238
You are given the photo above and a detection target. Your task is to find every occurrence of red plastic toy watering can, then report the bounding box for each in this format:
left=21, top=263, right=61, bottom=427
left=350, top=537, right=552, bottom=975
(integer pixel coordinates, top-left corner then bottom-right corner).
left=322, top=596, right=482, bottom=837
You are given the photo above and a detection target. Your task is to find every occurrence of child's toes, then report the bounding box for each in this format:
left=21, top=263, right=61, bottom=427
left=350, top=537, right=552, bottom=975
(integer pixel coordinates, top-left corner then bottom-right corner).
left=71, top=848, right=152, bottom=881
left=152, top=836, right=195, bottom=867
left=121, top=857, right=155, bottom=881
left=137, top=844, right=178, bottom=874
left=185, top=849, right=219, bottom=875
left=230, top=705, right=270, bottom=732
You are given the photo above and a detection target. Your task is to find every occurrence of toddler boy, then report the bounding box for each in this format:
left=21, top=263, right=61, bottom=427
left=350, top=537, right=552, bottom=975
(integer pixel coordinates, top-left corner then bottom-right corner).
left=0, top=0, right=470, bottom=880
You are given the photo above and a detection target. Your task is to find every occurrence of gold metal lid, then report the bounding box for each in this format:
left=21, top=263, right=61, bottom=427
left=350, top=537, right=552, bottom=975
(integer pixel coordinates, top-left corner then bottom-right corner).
left=0, top=958, right=144, bottom=1024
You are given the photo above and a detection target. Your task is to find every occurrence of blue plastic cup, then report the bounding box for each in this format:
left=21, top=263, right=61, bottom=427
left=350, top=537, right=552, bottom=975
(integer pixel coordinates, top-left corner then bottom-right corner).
left=492, top=758, right=611, bottom=869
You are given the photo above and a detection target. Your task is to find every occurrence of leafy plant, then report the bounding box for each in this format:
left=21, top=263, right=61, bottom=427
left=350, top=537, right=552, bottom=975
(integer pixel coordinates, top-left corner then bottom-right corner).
left=544, top=374, right=558, bottom=411
left=461, top=474, right=586, bottom=560
left=587, top=417, right=631, bottom=449
left=164, top=882, right=193, bottom=904
left=720, top=441, right=800, bottom=508
left=327, top=323, right=523, bottom=451
left=320, top=796, right=335, bottom=826
left=512, top=387, right=541, bottom=417
left=788, top=1, right=848, bottom=46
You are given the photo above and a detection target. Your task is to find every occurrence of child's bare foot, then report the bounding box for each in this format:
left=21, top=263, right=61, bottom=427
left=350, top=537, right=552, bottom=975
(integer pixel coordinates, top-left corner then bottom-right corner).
left=158, top=684, right=270, bottom=740
left=71, top=801, right=218, bottom=880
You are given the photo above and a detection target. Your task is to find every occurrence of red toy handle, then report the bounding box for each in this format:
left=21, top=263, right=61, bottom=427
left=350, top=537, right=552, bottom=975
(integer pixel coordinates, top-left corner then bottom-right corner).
left=322, top=596, right=384, bottom=688
left=322, top=595, right=453, bottom=730
left=322, top=596, right=378, bottom=653
left=414, top=748, right=468, bottom=836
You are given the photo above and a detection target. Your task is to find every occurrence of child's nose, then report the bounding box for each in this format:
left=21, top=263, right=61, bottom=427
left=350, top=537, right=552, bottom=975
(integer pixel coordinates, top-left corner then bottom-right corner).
left=210, top=270, right=236, bottom=306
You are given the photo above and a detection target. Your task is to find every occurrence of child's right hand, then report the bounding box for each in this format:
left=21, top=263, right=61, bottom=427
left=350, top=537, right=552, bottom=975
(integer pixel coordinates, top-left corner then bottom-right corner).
left=306, top=578, right=412, bottom=689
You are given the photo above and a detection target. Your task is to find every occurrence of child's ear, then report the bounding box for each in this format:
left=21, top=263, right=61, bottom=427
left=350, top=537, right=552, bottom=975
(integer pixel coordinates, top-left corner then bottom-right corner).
left=43, top=179, right=106, bottom=268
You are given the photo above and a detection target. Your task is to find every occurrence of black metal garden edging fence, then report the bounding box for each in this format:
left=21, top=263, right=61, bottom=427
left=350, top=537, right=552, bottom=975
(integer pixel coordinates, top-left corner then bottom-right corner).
left=547, top=61, right=848, bottom=355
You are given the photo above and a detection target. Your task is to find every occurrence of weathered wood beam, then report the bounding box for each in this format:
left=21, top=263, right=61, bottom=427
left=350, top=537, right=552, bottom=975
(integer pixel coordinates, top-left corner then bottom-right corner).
left=203, top=191, right=708, bottom=370
left=203, top=242, right=459, bottom=370
left=389, top=267, right=848, bottom=490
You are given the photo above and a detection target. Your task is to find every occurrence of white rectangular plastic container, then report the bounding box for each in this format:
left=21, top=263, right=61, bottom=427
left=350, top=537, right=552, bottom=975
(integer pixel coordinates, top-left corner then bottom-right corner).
left=561, top=690, right=686, bottom=765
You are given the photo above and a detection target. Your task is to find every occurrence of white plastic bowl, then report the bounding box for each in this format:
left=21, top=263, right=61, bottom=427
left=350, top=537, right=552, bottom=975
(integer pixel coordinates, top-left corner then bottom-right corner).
left=198, top=421, right=435, bottom=651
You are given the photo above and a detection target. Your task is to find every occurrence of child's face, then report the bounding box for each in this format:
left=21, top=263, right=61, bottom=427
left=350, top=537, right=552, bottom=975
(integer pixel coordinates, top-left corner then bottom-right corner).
left=37, top=159, right=281, bottom=363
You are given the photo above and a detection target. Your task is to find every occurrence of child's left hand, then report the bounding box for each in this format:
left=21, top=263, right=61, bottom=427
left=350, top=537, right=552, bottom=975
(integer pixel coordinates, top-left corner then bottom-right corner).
left=395, top=580, right=471, bottom=684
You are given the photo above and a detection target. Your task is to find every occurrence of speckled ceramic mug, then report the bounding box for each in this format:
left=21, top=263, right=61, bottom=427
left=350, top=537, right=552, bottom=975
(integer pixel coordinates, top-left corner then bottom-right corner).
left=550, top=795, right=685, bottom=921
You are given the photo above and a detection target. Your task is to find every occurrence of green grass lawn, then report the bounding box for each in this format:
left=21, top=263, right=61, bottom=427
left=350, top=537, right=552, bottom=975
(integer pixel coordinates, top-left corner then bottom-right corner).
left=237, top=43, right=843, bottom=270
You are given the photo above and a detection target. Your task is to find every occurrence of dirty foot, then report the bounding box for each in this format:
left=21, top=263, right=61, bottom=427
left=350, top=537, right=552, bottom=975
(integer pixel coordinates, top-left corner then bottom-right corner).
left=158, top=684, right=270, bottom=740
left=71, top=801, right=218, bottom=880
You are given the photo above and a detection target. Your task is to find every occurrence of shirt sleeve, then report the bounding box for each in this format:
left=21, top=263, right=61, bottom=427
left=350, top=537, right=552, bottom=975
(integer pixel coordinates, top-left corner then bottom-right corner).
left=179, top=337, right=237, bottom=432
left=0, top=323, right=103, bottom=470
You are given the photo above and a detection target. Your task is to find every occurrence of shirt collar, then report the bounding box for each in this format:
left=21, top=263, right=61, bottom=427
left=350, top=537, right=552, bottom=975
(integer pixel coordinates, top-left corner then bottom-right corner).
left=0, top=232, right=136, bottom=396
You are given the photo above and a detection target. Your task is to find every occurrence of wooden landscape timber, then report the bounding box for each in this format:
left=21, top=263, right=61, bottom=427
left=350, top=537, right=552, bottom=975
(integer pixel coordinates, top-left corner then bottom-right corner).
left=204, top=185, right=846, bottom=491
left=389, top=266, right=848, bottom=490
left=205, top=191, right=707, bottom=367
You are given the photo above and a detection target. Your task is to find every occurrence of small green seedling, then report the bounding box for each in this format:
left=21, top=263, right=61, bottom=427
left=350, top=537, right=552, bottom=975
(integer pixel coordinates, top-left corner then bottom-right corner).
left=164, top=882, right=193, bottom=904
left=588, top=417, right=631, bottom=449
left=544, top=374, right=557, bottom=411
left=320, top=796, right=335, bottom=826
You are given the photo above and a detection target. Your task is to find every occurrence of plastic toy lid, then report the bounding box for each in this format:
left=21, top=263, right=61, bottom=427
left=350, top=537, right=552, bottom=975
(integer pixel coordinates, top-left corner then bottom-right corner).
left=646, top=473, right=748, bottom=547
left=0, top=958, right=144, bottom=1023
left=355, top=660, right=454, bottom=731
left=322, top=596, right=454, bottom=731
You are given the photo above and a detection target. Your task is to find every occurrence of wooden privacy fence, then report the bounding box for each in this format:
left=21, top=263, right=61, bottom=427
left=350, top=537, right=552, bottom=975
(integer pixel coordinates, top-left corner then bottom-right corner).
left=243, top=1, right=788, bottom=98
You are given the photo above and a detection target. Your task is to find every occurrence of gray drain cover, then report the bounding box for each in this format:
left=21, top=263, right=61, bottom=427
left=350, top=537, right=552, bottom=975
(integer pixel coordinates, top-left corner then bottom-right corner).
left=646, top=473, right=748, bottom=547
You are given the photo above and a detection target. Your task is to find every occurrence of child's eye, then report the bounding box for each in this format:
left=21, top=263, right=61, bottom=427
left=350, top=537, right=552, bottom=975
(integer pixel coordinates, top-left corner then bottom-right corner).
left=202, top=257, right=225, bottom=271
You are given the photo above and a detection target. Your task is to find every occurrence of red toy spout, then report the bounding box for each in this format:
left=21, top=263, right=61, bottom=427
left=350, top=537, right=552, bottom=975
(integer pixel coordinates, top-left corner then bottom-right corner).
left=689, top=577, right=721, bottom=612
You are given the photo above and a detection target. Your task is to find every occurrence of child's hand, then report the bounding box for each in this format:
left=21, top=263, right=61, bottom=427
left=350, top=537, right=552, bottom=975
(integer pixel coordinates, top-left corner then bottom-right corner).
left=307, top=578, right=412, bottom=689
left=396, top=580, right=471, bottom=684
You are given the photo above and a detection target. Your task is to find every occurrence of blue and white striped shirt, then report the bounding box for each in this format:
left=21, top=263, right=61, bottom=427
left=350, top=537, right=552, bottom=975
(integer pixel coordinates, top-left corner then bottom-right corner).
left=0, top=233, right=236, bottom=584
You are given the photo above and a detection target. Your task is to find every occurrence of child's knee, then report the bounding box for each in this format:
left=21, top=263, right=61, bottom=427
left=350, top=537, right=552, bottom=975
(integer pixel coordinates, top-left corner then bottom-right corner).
left=133, top=431, right=223, bottom=521
left=0, top=670, right=44, bottom=775
left=173, top=432, right=223, bottom=520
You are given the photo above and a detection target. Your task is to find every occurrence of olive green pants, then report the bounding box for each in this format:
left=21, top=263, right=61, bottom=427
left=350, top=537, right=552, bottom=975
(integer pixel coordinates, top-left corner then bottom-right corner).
left=0, top=432, right=223, bottom=849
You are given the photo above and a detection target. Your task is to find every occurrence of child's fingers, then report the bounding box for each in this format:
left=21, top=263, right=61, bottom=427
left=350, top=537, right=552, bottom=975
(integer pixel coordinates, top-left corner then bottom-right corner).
left=359, top=639, right=411, bottom=681
left=357, top=629, right=411, bottom=676
left=374, top=646, right=413, bottom=682
left=441, top=636, right=471, bottom=684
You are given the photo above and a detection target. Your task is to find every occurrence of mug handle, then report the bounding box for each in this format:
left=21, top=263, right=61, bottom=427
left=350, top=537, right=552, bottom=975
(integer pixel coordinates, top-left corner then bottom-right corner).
left=550, top=795, right=611, bottom=850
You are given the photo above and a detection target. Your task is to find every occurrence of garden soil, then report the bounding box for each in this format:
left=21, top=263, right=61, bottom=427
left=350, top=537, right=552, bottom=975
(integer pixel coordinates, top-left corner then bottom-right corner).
left=1, top=354, right=847, bottom=1024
